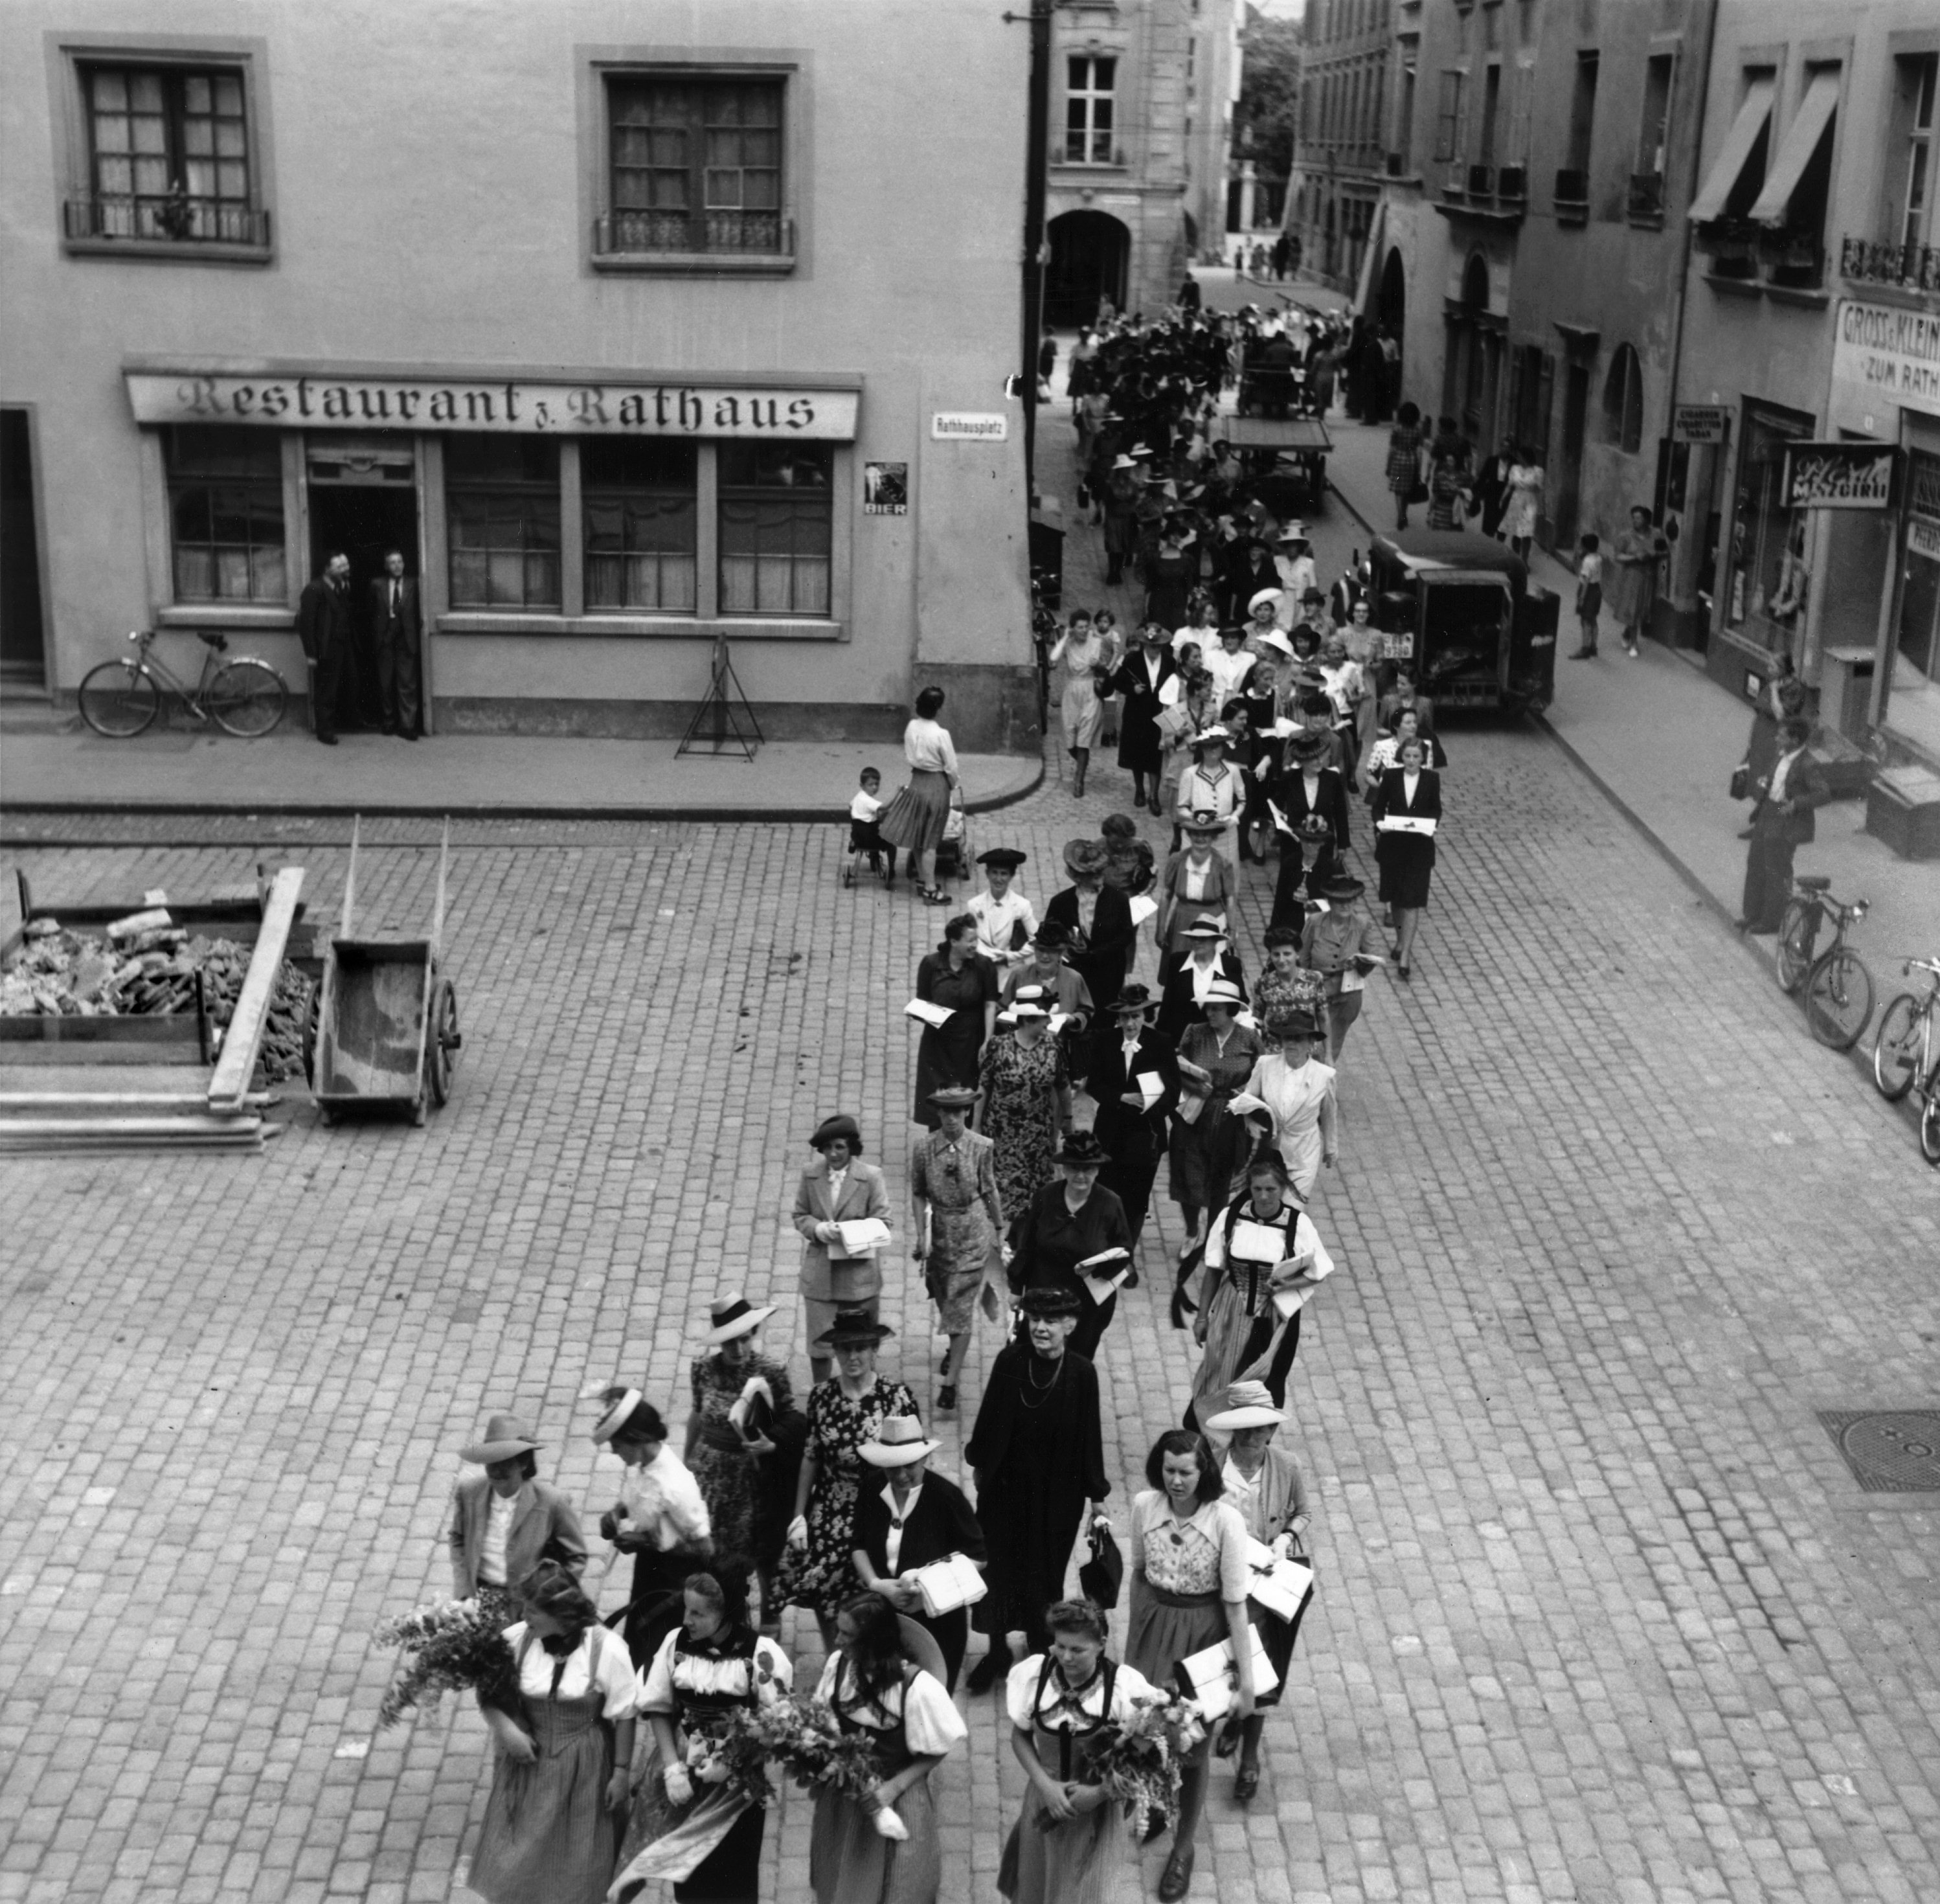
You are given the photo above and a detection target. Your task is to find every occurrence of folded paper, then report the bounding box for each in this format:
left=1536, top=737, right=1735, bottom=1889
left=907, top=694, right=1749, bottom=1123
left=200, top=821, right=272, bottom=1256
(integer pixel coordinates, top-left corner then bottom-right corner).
left=907, top=1551, right=987, bottom=1616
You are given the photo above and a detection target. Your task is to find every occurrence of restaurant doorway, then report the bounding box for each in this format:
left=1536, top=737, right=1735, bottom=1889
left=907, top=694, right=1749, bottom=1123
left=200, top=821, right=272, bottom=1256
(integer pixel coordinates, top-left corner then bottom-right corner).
left=307, top=448, right=417, bottom=733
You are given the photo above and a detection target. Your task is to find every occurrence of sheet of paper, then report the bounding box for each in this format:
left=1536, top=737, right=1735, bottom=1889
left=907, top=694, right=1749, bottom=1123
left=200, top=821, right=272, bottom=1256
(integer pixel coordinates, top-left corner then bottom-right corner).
left=1226, top=1091, right=1272, bottom=1120
left=1243, top=1540, right=1315, bottom=1624
left=1048, top=1010, right=1072, bottom=1036
left=1077, top=1247, right=1131, bottom=1271
left=1173, top=1090, right=1207, bottom=1126
left=1273, top=1284, right=1309, bottom=1319
left=1376, top=815, right=1438, bottom=836
left=1228, top=1218, right=1288, bottom=1265
left=1081, top=1267, right=1133, bottom=1305
left=910, top=1552, right=987, bottom=1616
left=1135, top=1069, right=1165, bottom=1109
left=1129, top=894, right=1160, bottom=927
left=833, top=1218, right=892, bottom=1258
left=904, top=999, right=954, bottom=1028
left=1176, top=1626, right=1280, bottom=1721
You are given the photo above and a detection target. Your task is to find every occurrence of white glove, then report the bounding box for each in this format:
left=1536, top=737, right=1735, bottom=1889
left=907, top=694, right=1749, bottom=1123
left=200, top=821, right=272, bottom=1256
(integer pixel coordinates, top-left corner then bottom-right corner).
left=787, top=1515, right=810, bottom=1550
left=870, top=1802, right=911, bottom=1841
left=1270, top=1532, right=1293, bottom=1561
left=662, top=1764, right=694, bottom=1808
left=694, top=1754, right=732, bottom=1785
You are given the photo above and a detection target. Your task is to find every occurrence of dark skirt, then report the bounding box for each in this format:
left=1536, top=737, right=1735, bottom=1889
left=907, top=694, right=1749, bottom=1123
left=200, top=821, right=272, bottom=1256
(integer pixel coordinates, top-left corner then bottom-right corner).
left=1375, top=832, right=1436, bottom=910
left=914, top=1020, right=984, bottom=1127
left=1248, top=1563, right=1314, bottom=1710
left=977, top=1455, right=1087, bottom=1649
left=678, top=1802, right=764, bottom=1903
left=878, top=769, right=953, bottom=854
left=1125, top=1582, right=1224, bottom=1756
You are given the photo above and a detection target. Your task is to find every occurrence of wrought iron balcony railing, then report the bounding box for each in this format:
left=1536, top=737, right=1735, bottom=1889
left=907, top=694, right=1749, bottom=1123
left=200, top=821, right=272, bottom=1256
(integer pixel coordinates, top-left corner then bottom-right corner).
left=1840, top=235, right=1940, bottom=293
left=594, top=210, right=794, bottom=258
left=64, top=196, right=269, bottom=245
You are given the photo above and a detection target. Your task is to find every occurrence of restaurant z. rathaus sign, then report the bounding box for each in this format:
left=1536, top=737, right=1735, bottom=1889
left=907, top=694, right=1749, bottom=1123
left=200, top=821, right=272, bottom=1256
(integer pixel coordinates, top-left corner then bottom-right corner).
left=124, top=370, right=861, bottom=439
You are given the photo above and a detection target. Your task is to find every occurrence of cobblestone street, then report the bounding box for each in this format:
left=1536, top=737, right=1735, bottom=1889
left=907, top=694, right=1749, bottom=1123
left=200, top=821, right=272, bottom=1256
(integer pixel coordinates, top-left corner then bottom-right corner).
left=3, top=723, right=1938, bottom=1904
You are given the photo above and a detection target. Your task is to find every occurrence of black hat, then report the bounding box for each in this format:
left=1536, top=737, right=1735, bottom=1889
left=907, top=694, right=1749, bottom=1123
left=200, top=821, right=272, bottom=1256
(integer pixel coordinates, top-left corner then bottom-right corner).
left=977, top=848, right=1028, bottom=870
left=1112, top=983, right=1158, bottom=1017
left=1052, top=1129, right=1111, bottom=1167
left=1020, top=1284, right=1083, bottom=1318
left=810, top=1115, right=862, bottom=1152
left=815, top=1309, right=896, bottom=1349
left=1032, top=919, right=1074, bottom=949
left=1316, top=872, right=1366, bottom=901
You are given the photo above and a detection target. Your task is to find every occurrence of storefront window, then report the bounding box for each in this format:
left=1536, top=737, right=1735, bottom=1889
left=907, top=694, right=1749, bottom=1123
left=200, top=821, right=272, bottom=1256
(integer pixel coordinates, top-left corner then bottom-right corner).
left=582, top=440, right=697, bottom=612
left=718, top=442, right=831, bottom=616
left=446, top=436, right=561, bottom=609
left=165, top=425, right=285, bottom=602
left=1884, top=449, right=1940, bottom=755
left=1724, top=400, right=1813, bottom=657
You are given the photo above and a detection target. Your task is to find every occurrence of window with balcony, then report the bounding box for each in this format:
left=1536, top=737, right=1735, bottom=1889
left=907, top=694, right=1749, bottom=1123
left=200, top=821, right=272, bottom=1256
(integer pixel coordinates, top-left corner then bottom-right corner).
left=600, top=76, right=787, bottom=259
left=583, top=440, right=698, bottom=614
left=1066, top=56, right=1117, bottom=164
left=165, top=426, right=285, bottom=603
left=1474, top=60, right=1502, bottom=192
left=72, top=63, right=267, bottom=249
left=718, top=444, right=832, bottom=617
left=446, top=437, right=562, bottom=611
left=1600, top=345, right=1643, bottom=455
left=1631, top=53, right=1675, bottom=222
left=1849, top=53, right=1939, bottom=288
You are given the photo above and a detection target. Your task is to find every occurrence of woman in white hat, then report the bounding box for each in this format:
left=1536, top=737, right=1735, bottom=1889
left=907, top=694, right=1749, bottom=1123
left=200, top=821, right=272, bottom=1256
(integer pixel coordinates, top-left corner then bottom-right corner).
left=1154, top=809, right=1242, bottom=975
left=911, top=1084, right=1004, bottom=1415
left=681, top=1295, right=797, bottom=1626
left=850, top=1416, right=986, bottom=1690
left=1155, top=916, right=1248, bottom=1048
left=1172, top=725, right=1248, bottom=877
left=449, top=1415, right=588, bottom=1620
left=1200, top=1381, right=1313, bottom=1804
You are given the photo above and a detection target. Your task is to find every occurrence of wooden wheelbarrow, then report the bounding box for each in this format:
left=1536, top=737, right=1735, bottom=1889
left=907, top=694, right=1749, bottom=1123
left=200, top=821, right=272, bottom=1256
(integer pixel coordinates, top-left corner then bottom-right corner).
left=308, top=818, right=462, bottom=1126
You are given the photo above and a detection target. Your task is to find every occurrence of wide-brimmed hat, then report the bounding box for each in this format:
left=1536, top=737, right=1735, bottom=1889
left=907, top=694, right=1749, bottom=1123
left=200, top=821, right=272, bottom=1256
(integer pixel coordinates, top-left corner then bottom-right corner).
left=1285, top=723, right=1335, bottom=761
left=1053, top=1129, right=1111, bottom=1167
left=704, top=1293, right=777, bottom=1346
left=928, top=1083, right=978, bottom=1111
left=1111, top=453, right=1138, bottom=471
left=1112, top=982, right=1157, bottom=1017
left=810, top=1114, right=861, bottom=1151
left=1276, top=523, right=1310, bottom=543
left=1202, top=977, right=1246, bottom=1010
left=1182, top=916, right=1228, bottom=940
left=977, top=847, right=1027, bottom=870
left=1129, top=442, right=1152, bottom=458
left=460, top=1413, right=542, bottom=1464
left=1254, top=629, right=1294, bottom=659
left=1020, top=1284, right=1083, bottom=1319
left=858, top=1416, right=941, bottom=1468
left=815, top=1309, right=895, bottom=1349
left=1191, top=725, right=1232, bottom=748
left=1315, top=872, right=1365, bottom=901
left=1202, top=1379, right=1288, bottom=1432
left=1064, top=838, right=1109, bottom=878
left=1247, top=589, right=1285, bottom=616
left=1030, top=918, right=1073, bottom=949
left=1183, top=810, right=1226, bottom=839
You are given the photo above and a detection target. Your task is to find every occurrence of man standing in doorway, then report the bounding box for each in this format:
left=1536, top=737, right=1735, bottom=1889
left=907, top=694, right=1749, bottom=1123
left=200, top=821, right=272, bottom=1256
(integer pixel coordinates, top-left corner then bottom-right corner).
left=297, top=552, right=353, bottom=746
left=369, top=549, right=423, bottom=740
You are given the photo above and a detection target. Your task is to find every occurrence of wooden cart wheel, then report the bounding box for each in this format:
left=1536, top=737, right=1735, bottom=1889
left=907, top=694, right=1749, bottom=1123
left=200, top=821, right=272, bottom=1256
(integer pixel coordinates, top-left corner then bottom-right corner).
left=427, top=978, right=461, bottom=1108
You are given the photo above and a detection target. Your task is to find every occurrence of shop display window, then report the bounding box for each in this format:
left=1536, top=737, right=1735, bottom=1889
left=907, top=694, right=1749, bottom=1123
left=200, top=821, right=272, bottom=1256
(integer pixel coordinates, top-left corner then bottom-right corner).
left=165, top=425, right=284, bottom=602
left=583, top=439, right=698, bottom=613
left=446, top=436, right=561, bottom=610
left=1724, top=401, right=1814, bottom=656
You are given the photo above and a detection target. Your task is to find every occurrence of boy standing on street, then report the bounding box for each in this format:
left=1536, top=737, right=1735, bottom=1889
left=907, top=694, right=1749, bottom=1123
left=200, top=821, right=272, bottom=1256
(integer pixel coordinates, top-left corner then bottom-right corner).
left=1572, top=534, right=1603, bottom=660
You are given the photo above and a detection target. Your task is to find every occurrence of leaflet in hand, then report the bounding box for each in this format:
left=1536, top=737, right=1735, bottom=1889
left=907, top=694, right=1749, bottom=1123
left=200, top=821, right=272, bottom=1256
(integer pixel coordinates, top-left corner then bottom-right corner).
left=1129, top=894, right=1160, bottom=928
left=832, top=1218, right=893, bottom=1259
left=1243, top=1539, right=1315, bottom=1624
left=907, top=1551, right=987, bottom=1616
left=905, top=999, right=955, bottom=1028
left=1228, top=1218, right=1287, bottom=1265
left=1273, top=1283, right=1310, bottom=1320
left=1134, top=1069, right=1166, bottom=1110
left=1375, top=815, right=1438, bottom=835
left=1078, top=1246, right=1133, bottom=1304
left=1175, top=1625, right=1280, bottom=1722
left=1226, top=1090, right=1273, bottom=1122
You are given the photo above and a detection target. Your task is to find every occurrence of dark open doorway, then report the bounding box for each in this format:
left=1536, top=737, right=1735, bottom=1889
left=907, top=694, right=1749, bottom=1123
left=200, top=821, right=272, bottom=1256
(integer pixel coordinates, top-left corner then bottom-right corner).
left=308, top=484, right=417, bottom=732
left=1, top=409, right=48, bottom=690
left=1046, top=209, right=1130, bottom=327
left=1553, top=359, right=1591, bottom=551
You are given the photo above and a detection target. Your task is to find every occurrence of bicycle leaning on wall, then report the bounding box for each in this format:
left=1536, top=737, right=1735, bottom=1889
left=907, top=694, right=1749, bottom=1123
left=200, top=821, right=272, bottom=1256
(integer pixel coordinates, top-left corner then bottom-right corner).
left=1871, top=955, right=1940, bottom=1166
left=1773, top=873, right=1874, bottom=1053
left=76, top=629, right=288, bottom=740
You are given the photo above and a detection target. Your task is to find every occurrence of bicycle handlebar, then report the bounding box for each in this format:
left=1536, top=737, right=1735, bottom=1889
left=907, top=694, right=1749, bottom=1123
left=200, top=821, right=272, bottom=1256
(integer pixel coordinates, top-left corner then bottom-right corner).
left=1901, top=957, right=1940, bottom=978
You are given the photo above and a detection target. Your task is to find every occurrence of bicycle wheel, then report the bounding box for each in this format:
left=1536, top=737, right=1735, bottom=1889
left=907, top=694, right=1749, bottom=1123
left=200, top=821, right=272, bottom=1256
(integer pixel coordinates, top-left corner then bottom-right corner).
left=77, top=660, right=161, bottom=737
left=1775, top=900, right=1814, bottom=995
left=1805, top=949, right=1874, bottom=1052
left=1872, top=994, right=1924, bottom=1101
left=1923, top=1083, right=1940, bottom=1166
left=207, top=659, right=287, bottom=738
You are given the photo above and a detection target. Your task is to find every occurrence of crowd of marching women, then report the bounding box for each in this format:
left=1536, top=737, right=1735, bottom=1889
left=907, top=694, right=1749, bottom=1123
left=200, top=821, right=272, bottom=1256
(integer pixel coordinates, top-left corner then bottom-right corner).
left=383, top=305, right=1456, bottom=1904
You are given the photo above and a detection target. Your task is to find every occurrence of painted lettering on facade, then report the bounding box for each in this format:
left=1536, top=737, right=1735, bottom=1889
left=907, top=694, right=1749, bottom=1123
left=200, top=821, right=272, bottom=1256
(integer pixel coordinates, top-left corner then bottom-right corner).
left=1831, top=302, right=1940, bottom=418
left=124, top=373, right=859, bottom=440
left=1779, top=442, right=1897, bottom=511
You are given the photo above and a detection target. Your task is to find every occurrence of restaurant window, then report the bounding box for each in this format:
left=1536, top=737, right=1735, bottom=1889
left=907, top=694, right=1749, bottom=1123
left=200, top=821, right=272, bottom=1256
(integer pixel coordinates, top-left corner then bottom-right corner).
left=1601, top=345, right=1643, bottom=455
left=166, top=426, right=285, bottom=603
left=582, top=440, right=698, bottom=613
left=1724, top=402, right=1813, bottom=651
left=718, top=443, right=832, bottom=617
left=446, top=436, right=561, bottom=610
left=603, top=76, right=785, bottom=255
left=1066, top=56, right=1117, bottom=163
left=75, top=64, right=262, bottom=245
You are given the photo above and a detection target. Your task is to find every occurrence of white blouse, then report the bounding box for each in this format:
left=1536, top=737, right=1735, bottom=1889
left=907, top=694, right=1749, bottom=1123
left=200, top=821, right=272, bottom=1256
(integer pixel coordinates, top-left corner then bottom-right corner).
left=1005, top=1655, right=1159, bottom=1731
left=903, top=718, right=960, bottom=776
left=638, top=1629, right=793, bottom=1718
left=813, top=1655, right=968, bottom=1758
left=616, top=1448, right=712, bottom=1553
left=969, top=887, right=1039, bottom=964
left=501, top=1622, right=638, bottom=1717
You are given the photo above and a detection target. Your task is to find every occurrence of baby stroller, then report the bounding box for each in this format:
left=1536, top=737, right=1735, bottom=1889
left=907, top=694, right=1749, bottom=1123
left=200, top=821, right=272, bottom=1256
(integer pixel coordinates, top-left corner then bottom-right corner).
left=934, top=786, right=971, bottom=881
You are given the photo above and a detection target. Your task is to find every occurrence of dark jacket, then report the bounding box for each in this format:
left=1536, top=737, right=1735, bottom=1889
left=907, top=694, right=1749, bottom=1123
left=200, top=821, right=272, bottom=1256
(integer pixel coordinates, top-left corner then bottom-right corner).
left=297, top=574, right=354, bottom=663
left=1079, top=1024, right=1181, bottom=1172
left=851, top=1471, right=987, bottom=1581
left=1156, top=949, right=1250, bottom=1047
left=1044, top=884, right=1136, bottom=1010
left=1371, top=765, right=1443, bottom=830
left=1260, top=763, right=1353, bottom=853
left=1004, top=1180, right=1133, bottom=1302
left=1751, top=750, right=1829, bottom=845
left=369, top=575, right=424, bottom=642
left=966, top=1343, right=1109, bottom=1499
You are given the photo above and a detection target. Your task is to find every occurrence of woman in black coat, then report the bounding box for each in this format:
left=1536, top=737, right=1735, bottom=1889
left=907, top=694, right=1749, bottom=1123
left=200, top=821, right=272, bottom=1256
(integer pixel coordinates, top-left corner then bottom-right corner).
left=1076, top=983, right=1181, bottom=1252
left=1110, top=624, right=1179, bottom=814
left=1370, top=734, right=1441, bottom=982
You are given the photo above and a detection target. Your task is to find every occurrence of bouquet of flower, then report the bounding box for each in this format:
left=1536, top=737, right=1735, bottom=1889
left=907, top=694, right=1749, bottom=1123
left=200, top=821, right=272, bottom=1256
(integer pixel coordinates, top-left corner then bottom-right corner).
left=679, top=1721, right=776, bottom=1813
left=372, top=1598, right=519, bottom=1730
left=733, top=1694, right=883, bottom=1802
left=1041, top=1691, right=1206, bottom=1837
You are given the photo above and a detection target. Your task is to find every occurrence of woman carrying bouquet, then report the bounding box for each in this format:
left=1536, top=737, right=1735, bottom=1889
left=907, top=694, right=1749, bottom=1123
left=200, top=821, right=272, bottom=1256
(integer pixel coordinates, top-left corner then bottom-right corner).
left=466, top=1563, right=637, bottom=1904
left=617, top=1567, right=792, bottom=1904
left=1125, top=1432, right=1256, bottom=1903
left=810, top=1591, right=968, bottom=1904
left=998, top=1598, right=1162, bottom=1904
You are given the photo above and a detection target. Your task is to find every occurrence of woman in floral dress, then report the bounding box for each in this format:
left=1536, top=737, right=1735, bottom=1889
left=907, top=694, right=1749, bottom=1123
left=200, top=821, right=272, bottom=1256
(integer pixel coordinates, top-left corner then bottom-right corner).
left=1252, top=927, right=1327, bottom=1028
left=779, top=1312, right=921, bottom=1649
left=682, top=1295, right=798, bottom=1624
left=975, top=995, right=1072, bottom=1221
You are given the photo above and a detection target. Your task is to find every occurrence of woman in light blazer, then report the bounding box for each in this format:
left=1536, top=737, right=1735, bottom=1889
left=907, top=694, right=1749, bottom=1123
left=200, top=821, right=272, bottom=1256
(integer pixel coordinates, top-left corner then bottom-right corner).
left=1370, top=736, right=1441, bottom=982
left=793, top=1115, right=894, bottom=1383
left=447, top=1412, right=588, bottom=1615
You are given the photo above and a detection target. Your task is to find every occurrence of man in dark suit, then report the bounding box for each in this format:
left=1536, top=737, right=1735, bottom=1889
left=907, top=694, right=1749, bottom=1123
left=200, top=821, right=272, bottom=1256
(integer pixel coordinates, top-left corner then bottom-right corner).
left=368, top=549, right=424, bottom=740
left=1737, top=718, right=1829, bottom=935
left=1257, top=723, right=1353, bottom=929
left=1044, top=839, right=1135, bottom=1013
left=296, top=552, right=353, bottom=745
left=1077, top=983, right=1180, bottom=1251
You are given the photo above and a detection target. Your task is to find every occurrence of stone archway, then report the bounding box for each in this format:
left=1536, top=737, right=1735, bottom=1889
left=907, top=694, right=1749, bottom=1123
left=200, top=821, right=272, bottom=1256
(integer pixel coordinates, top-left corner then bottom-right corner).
left=1045, top=209, right=1130, bottom=327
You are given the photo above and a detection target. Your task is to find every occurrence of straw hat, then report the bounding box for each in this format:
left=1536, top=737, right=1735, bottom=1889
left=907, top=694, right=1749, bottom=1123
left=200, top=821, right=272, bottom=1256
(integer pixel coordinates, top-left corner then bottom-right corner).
left=857, top=1416, right=941, bottom=1468
left=703, top=1293, right=776, bottom=1346
left=460, top=1413, right=541, bottom=1464
left=1202, top=1379, right=1288, bottom=1431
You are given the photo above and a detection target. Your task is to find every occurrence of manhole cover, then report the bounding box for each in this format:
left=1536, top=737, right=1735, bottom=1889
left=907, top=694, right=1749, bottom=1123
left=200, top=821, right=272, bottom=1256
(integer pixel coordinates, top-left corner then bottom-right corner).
left=1818, top=1411, right=1940, bottom=1492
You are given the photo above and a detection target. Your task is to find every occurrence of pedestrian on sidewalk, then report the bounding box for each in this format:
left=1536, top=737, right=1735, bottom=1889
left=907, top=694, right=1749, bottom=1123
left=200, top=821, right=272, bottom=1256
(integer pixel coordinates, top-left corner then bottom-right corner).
left=1571, top=534, right=1603, bottom=659
left=877, top=686, right=961, bottom=906
left=1736, top=718, right=1828, bottom=935
left=1736, top=664, right=1809, bottom=839
left=1502, top=449, right=1544, bottom=564
left=1386, top=404, right=1426, bottom=530
left=1609, top=506, right=1666, bottom=657
left=1050, top=613, right=1109, bottom=800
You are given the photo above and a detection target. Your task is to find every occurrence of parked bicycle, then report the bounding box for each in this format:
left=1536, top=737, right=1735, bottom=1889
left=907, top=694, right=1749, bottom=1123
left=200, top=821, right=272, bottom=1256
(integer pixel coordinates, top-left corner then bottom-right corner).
left=77, top=629, right=288, bottom=740
left=1773, top=874, right=1873, bottom=1052
left=1872, top=955, right=1940, bottom=1166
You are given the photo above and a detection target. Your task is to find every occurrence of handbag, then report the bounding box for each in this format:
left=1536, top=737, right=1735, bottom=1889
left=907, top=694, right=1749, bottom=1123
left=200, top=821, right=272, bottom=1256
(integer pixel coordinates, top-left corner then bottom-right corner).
left=1729, top=761, right=1750, bottom=801
left=1077, top=1522, right=1124, bottom=1608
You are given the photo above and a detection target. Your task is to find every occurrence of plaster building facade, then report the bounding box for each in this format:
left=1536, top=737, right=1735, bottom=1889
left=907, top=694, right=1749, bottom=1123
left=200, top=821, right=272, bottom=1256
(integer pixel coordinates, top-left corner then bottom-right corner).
left=1043, top=0, right=1239, bottom=327
left=1287, top=0, right=1394, bottom=295
left=0, top=0, right=1037, bottom=749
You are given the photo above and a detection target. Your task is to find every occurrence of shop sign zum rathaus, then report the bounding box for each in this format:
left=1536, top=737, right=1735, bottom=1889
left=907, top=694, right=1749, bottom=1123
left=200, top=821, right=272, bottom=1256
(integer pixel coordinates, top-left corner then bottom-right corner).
left=1830, top=302, right=1940, bottom=420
